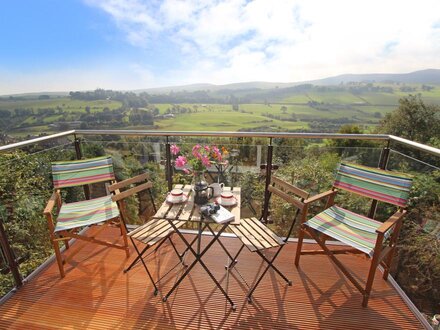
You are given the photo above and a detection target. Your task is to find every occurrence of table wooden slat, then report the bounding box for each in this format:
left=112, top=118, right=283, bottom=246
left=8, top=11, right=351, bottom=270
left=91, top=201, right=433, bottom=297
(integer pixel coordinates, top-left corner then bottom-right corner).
left=180, top=185, right=196, bottom=221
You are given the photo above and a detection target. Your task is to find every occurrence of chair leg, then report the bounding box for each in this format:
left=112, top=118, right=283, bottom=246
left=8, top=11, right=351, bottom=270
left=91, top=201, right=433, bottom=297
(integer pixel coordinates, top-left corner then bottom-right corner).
left=294, top=226, right=306, bottom=267
left=248, top=246, right=291, bottom=302
left=226, top=244, right=245, bottom=269
left=131, top=239, right=159, bottom=295
left=363, top=254, right=381, bottom=307
left=64, top=238, right=70, bottom=250
left=382, top=246, right=395, bottom=280
left=119, top=219, right=130, bottom=258
left=382, top=223, right=402, bottom=280
left=51, top=238, right=65, bottom=278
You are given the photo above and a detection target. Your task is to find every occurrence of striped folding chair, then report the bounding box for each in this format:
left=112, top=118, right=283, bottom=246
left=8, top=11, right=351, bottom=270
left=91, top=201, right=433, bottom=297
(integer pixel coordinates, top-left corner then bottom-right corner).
left=44, top=156, right=129, bottom=278
left=295, top=163, right=413, bottom=307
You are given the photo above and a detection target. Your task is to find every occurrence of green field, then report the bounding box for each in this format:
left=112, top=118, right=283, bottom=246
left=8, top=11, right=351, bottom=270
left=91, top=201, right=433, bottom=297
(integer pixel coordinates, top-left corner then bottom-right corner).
left=155, top=111, right=308, bottom=131
left=0, top=98, right=122, bottom=112
left=305, top=91, right=364, bottom=104
left=1, top=82, right=440, bottom=135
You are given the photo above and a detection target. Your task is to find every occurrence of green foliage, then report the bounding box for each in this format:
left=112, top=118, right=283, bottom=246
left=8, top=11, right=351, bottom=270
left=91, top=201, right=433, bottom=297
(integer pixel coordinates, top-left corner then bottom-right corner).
left=408, top=170, right=440, bottom=210
left=326, top=124, right=382, bottom=166
left=379, top=94, right=440, bottom=144
left=267, top=152, right=340, bottom=236
left=394, top=219, right=440, bottom=313
left=0, top=148, right=75, bottom=296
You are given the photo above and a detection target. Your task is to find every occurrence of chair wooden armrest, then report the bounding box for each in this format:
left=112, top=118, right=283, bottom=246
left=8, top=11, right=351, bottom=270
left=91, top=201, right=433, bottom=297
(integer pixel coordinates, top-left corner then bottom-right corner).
left=44, top=191, right=61, bottom=216
left=304, top=189, right=337, bottom=205
left=376, top=210, right=407, bottom=234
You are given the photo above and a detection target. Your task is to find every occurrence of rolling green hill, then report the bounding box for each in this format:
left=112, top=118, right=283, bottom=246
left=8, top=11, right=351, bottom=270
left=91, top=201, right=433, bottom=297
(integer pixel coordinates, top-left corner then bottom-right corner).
left=1, top=77, right=440, bottom=136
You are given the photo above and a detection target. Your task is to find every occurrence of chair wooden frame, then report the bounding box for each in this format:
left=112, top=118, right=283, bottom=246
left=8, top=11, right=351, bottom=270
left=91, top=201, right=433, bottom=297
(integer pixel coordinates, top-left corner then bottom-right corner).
left=294, top=163, right=412, bottom=307
left=44, top=156, right=129, bottom=278
left=110, top=173, right=185, bottom=295
left=229, top=176, right=309, bottom=302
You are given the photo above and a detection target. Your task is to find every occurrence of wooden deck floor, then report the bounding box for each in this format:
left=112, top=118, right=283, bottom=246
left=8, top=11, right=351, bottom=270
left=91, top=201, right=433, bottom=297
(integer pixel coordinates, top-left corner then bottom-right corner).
left=0, top=227, right=423, bottom=329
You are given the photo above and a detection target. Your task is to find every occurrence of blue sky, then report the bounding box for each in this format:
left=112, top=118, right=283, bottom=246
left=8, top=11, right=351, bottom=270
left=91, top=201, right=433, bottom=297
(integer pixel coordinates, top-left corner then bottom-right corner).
left=1, top=0, right=440, bottom=94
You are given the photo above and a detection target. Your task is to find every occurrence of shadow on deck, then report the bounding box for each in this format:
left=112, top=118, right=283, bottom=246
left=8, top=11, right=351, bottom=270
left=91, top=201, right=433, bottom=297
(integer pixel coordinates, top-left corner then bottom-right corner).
left=0, top=227, right=423, bottom=329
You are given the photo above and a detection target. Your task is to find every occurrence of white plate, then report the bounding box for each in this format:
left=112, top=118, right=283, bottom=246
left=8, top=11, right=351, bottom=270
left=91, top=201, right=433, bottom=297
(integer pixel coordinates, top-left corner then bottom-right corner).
left=215, top=196, right=237, bottom=207
left=166, top=194, right=188, bottom=204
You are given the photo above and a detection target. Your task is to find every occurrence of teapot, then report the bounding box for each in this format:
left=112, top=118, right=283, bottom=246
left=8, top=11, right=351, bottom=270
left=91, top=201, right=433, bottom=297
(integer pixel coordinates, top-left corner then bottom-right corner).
left=193, top=180, right=214, bottom=205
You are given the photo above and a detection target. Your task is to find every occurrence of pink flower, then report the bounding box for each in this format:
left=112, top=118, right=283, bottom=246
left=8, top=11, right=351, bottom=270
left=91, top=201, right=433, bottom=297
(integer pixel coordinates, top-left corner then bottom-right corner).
left=212, top=146, right=222, bottom=161
left=183, top=168, right=190, bottom=174
left=175, top=156, right=187, bottom=168
left=204, top=145, right=210, bottom=152
left=201, top=155, right=211, bottom=168
left=192, top=144, right=201, bottom=158
left=170, top=144, right=180, bottom=155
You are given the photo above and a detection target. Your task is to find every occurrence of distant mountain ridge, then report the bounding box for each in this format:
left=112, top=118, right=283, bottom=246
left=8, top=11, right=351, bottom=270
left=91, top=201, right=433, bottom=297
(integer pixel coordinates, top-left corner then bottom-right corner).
left=311, top=69, right=440, bottom=85
left=3, top=69, right=440, bottom=97
left=136, top=69, right=440, bottom=94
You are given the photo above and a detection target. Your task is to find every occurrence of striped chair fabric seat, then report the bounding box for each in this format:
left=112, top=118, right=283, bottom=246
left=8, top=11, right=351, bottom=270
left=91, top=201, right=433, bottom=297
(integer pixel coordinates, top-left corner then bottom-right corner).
left=55, top=195, right=120, bottom=232
left=305, top=205, right=391, bottom=257
left=52, top=156, right=115, bottom=189
left=334, top=163, right=412, bottom=207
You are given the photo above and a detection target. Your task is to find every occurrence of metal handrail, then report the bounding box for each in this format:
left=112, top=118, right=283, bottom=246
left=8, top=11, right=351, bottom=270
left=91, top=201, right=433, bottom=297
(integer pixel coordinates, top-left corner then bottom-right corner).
left=74, top=129, right=391, bottom=140
left=1, top=130, right=439, bottom=157
left=0, top=130, right=75, bottom=152
left=389, top=135, right=440, bottom=157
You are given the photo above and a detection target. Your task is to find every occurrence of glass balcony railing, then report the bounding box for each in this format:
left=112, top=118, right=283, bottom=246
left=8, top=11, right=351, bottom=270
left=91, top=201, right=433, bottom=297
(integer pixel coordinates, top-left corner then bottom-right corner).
left=0, top=130, right=438, bottom=322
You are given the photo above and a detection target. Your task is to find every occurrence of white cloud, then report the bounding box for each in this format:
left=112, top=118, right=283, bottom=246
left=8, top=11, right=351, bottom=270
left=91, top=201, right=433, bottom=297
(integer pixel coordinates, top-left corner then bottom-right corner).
left=4, top=0, right=439, bottom=93
left=83, top=0, right=440, bottom=86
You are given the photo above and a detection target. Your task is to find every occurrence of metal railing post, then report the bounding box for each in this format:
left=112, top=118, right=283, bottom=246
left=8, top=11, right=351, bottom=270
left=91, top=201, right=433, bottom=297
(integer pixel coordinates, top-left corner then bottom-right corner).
left=261, top=138, right=273, bottom=223
left=74, top=135, right=90, bottom=200
left=0, top=214, right=22, bottom=288
left=165, top=137, right=173, bottom=192
left=368, top=140, right=391, bottom=218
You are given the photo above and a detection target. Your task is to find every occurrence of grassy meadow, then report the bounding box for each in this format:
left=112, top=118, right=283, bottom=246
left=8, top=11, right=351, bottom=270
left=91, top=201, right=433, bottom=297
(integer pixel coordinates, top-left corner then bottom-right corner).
left=1, top=83, right=440, bottom=135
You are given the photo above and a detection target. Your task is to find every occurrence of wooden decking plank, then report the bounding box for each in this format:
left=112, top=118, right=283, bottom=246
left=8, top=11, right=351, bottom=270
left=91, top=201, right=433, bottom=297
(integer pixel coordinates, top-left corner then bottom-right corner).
left=0, top=223, right=424, bottom=330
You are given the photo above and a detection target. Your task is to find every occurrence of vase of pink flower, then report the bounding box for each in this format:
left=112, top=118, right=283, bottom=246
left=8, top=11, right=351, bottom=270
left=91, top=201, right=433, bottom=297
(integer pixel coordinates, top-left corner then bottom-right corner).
left=170, top=144, right=227, bottom=205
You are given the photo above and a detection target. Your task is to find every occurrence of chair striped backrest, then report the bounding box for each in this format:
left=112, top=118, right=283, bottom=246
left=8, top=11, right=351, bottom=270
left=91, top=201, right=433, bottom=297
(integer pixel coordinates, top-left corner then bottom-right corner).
left=333, top=163, right=413, bottom=208
left=52, top=156, right=115, bottom=189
